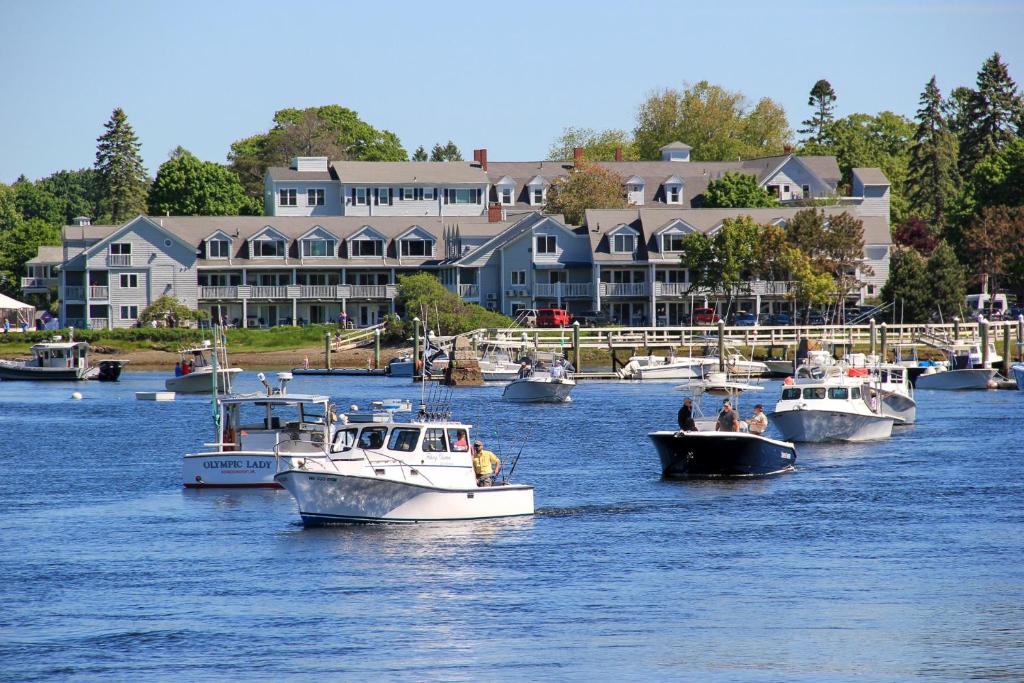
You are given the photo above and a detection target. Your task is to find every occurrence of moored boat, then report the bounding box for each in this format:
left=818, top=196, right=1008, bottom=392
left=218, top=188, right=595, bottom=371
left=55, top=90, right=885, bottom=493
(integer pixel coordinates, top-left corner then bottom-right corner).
left=165, top=340, right=241, bottom=393
left=769, top=366, right=894, bottom=442
left=0, top=337, right=126, bottom=381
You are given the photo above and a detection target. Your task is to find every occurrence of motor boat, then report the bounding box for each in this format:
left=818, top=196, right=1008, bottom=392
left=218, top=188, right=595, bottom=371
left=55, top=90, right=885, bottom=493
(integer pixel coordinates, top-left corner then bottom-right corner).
left=0, top=337, right=127, bottom=381
left=769, top=365, right=894, bottom=442
left=618, top=354, right=710, bottom=380
left=387, top=354, right=414, bottom=377
left=679, top=371, right=764, bottom=397
left=914, top=340, right=1000, bottom=391
left=863, top=363, right=916, bottom=425
left=1012, top=363, right=1024, bottom=390
left=165, top=340, right=241, bottom=393
left=274, top=399, right=535, bottom=524
left=502, top=363, right=576, bottom=403
left=182, top=372, right=331, bottom=488
left=649, top=386, right=796, bottom=478
left=478, top=343, right=523, bottom=381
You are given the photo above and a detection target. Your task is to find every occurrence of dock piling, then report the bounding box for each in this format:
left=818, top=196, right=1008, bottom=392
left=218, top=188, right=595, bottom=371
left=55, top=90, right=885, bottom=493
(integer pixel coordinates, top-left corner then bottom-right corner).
left=717, top=320, right=725, bottom=372
left=869, top=319, right=876, bottom=358
left=572, top=321, right=581, bottom=373
left=981, top=319, right=990, bottom=367
left=413, top=317, right=421, bottom=379
left=325, top=332, right=332, bottom=371
left=1002, top=323, right=1011, bottom=376
left=880, top=322, right=888, bottom=363
left=374, top=328, right=381, bottom=370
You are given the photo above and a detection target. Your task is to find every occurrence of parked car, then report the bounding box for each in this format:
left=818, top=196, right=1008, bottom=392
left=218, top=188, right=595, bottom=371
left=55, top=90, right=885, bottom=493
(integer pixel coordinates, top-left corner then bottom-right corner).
left=692, top=307, right=721, bottom=325
left=536, top=308, right=571, bottom=328
left=572, top=310, right=614, bottom=327
left=764, top=312, right=792, bottom=326
left=513, top=308, right=538, bottom=327
left=796, top=311, right=825, bottom=325
left=733, top=311, right=759, bottom=326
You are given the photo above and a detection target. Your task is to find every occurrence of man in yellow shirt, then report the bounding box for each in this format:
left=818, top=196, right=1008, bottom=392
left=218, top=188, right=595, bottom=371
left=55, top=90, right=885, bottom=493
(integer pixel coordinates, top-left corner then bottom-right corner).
left=472, top=439, right=501, bottom=487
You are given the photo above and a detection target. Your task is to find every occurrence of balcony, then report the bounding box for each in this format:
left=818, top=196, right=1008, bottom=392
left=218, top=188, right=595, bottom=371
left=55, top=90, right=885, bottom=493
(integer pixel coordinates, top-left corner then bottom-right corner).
left=599, top=282, right=650, bottom=297
left=199, top=286, right=239, bottom=299
left=21, top=276, right=57, bottom=292
left=64, top=286, right=85, bottom=301
left=89, top=286, right=109, bottom=300
left=297, top=285, right=338, bottom=299
left=458, top=284, right=480, bottom=298
left=655, top=282, right=689, bottom=297
left=250, top=286, right=289, bottom=299
left=348, top=284, right=397, bottom=299
left=106, top=254, right=131, bottom=267
left=88, top=318, right=109, bottom=330
left=534, top=283, right=593, bottom=299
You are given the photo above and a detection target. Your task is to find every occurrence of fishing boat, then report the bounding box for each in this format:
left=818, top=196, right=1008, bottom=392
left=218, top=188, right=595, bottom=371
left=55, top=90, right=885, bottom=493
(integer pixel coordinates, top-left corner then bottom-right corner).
left=649, top=385, right=796, bottom=478
left=914, top=340, right=1000, bottom=391
left=477, top=342, right=523, bottom=381
left=0, top=337, right=127, bottom=381
left=769, top=365, right=894, bottom=442
left=618, top=354, right=710, bottom=380
left=864, top=363, right=916, bottom=425
left=502, top=361, right=575, bottom=403
left=274, top=398, right=535, bottom=524
left=182, top=372, right=333, bottom=488
left=682, top=370, right=764, bottom=397
left=165, top=340, right=241, bottom=393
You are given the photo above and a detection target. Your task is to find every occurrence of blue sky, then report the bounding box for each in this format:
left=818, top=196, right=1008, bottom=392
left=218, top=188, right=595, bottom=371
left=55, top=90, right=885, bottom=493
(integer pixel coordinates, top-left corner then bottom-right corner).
left=1, top=0, right=1022, bottom=183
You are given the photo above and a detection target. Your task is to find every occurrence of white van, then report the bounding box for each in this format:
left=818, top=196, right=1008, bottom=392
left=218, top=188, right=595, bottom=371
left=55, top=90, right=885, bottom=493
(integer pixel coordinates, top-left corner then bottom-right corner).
left=966, top=293, right=1008, bottom=318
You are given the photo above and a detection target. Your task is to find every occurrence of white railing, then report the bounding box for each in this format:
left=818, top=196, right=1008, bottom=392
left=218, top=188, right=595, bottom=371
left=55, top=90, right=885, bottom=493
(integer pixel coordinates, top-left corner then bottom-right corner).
left=199, top=286, right=238, bottom=299
left=64, top=286, right=85, bottom=300
left=654, top=282, right=689, bottom=296
left=348, top=285, right=397, bottom=299
left=600, top=282, right=650, bottom=297
left=459, top=284, right=480, bottom=298
left=300, top=285, right=337, bottom=299
left=88, top=318, right=109, bottom=329
left=21, top=277, right=55, bottom=289
left=535, top=283, right=594, bottom=298
left=250, top=286, right=289, bottom=299
left=106, top=254, right=131, bottom=267
left=89, top=286, right=109, bottom=299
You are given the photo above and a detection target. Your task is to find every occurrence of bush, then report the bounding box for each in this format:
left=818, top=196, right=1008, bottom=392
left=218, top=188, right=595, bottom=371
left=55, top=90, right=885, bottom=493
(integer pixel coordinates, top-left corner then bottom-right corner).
left=394, top=273, right=512, bottom=337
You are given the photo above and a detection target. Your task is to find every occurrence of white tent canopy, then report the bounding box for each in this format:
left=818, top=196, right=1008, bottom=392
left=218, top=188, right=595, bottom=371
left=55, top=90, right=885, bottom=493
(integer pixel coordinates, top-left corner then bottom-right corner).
left=0, top=292, right=36, bottom=328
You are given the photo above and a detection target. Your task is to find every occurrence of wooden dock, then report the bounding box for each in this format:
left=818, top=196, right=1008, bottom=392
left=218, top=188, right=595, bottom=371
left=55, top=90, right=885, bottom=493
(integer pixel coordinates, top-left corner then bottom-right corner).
left=292, top=367, right=388, bottom=376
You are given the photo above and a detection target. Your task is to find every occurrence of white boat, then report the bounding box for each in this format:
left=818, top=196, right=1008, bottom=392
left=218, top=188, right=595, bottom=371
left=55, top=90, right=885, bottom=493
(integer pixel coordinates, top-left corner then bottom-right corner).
left=182, top=373, right=331, bottom=488
left=503, top=374, right=576, bottom=403
left=867, top=364, right=917, bottom=425
left=478, top=344, right=523, bottom=381
left=165, top=340, right=241, bottom=393
left=618, top=354, right=710, bottom=380
left=1012, top=364, right=1024, bottom=390
left=770, top=366, right=894, bottom=442
left=0, top=336, right=127, bottom=381
left=387, top=354, right=414, bottom=377
left=679, top=371, right=764, bottom=397
left=274, top=399, right=534, bottom=524
left=914, top=340, right=1000, bottom=391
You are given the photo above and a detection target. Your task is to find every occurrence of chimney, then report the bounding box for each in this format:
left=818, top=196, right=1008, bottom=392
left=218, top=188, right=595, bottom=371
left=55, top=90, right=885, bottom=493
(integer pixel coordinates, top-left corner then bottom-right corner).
left=488, top=203, right=503, bottom=223
left=614, top=147, right=623, bottom=162
left=783, top=143, right=794, bottom=155
left=474, top=148, right=488, bottom=171
left=573, top=147, right=584, bottom=163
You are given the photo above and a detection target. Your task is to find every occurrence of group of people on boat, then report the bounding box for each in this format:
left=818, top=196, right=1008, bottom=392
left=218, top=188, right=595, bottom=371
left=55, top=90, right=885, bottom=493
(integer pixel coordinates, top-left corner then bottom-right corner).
left=174, top=360, right=196, bottom=376
left=677, top=397, right=768, bottom=435
left=516, top=356, right=572, bottom=379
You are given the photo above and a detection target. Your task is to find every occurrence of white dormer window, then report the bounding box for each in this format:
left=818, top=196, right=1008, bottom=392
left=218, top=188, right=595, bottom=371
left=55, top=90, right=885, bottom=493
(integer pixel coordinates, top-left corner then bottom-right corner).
left=663, top=234, right=686, bottom=252
left=301, top=238, right=335, bottom=257
left=668, top=187, right=681, bottom=203
left=402, top=187, right=415, bottom=200
left=208, top=239, right=230, bottom=259
left=532, top=188, right=544, bottom=205
left=501, top=187, right=513, bottom=205
left=400, top=239, right=433, bottom=257
left=351, top=239, right=383, bottom=257
left=279, top=189, right=297, bottom=206
left=535, top=235, right=556, bottom=254
left=307, top=189, right=325, bottom=206
left=613, top=234, right=636, bottom=253
left=355, top=188, right=368, bottom=205
left=253, top=238, right=285, bottom=257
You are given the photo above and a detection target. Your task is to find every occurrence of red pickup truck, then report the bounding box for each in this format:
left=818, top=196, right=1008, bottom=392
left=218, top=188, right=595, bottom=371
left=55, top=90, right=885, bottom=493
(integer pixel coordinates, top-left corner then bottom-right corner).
left=692, top=307, right=721, bottom=325
left=536, top=308, right=571, bottom=327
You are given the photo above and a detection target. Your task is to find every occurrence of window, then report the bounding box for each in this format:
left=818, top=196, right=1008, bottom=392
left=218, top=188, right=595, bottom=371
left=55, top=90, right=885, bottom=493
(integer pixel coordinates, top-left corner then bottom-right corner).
left=208, top=239, right=229, bottom=259
left=668, top=187, right=681, bottom=203
left=355, top=188, right=368, bottom=205
left=532, top=188, right=544, bottom=205
left=612, top=234, right=636, bottom=253
left=301, top=238, right=335, bottom=257
left=783, top=185, right=790, bottom=194
left=119, top=305, right=138, bottom=320
left=377, top=188, right=390, bottom=204
left=536, top=235, right=556, bottom=254
left=402, top=187, right=414, bottom=200
left=511, top=271, right=526, bottom=286
left=629, top=184, right=643, bottom=193
left=663, top=234, right=686, bottom=252
left=119, top=273, right=138, bottom=288
left=423, top=187, right=435, bottom=200
left=781, top=387, right=801, bottom=400
left=767, top=185, right=779, bottom=197
left=331, top=428, right=358, bottom=453
left=802, top=184, right=810, bottom=197
left=307, top=189, right=325, bottom=206
left=279, top=189, right=297, bottom=206
left=501, top=187, right=513, bottom=205
left=401, top=239, right=433, bottom=257
left=828, top=387, right=849, bottom=400
left=110, top=243, right=131, bottom=255
left=422, top=428, right=448, bottom=452
left=352, top=239, right=383, bottom=257
left=358, top=426, right=387, bottom=450
left=449, top=189, right=477, bottom=204
left=448, top=428, right=469, bottom=452
left=387, top=428, right=420, bottom=452
left=851, top=387, right=862, bottom=399
left=253, top=239, right=284, bottom=257
left=803, top=387, right=827, bottom=400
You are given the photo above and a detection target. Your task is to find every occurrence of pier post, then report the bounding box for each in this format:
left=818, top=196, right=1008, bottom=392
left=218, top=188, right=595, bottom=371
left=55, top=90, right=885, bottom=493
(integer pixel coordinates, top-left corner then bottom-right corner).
left=880, top=322, right=888, bottom=363
left=572, top=321, right=581, bottom=373
left=869, top=318, right=876, bottom=358
left=1002, top=323, right=1011, bottom=376
left=717, top=320, right=726, bottom=372
left=413, top=317, right=421, bottom=379
left=374, top=328, right=381, bottom=370
left=953, top=317, right=960, bottom=342
left=324, top=332, right=332, bottom=371
left=1019, top=315, right=1024, bottom=361
left=981, top=319, right=990, bottom=367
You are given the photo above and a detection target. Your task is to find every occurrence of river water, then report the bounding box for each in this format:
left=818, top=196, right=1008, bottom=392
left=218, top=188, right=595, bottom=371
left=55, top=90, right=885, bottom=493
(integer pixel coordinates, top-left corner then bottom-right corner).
left=0, top=372, right=1021, bottom=681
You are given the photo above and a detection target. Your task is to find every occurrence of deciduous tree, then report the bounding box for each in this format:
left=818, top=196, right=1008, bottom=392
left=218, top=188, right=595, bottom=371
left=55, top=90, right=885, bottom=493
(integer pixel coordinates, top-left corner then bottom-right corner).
left=543, top=160, right=628, bottom=225
left=149, top=147, right=260, bottom=216
left=547, top=127, right=638, bottom=161
left=37, top=169, right=103, bottom=224
left=702, top=172, right=778, bottom=208
left=0, top=217, right=60, bottom=296
left=971, top=137, right=1024, bottom=209
left=679, top=216, right=763, bottom=312
left=965, top=205, right=1024, bottom=298
left=893, top=216, right=937, bottom=256
left=94, top=107, right=149, bottom=222
left=906, top=77, right=960, bottom=231
left=395, top=273, right=511, bottom=337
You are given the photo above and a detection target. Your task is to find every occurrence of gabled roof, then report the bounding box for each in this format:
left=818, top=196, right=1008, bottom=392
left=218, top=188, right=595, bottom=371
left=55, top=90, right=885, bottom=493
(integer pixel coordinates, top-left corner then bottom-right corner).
left=608, top=223, right=639, bottom=236
left=331, top=161, right=488, bottom=185
left=493, top=175, right=516, bottom=185
left=663, top=175, right=684, bottom=185
left=394, top=225, right=437, bottom=242
left=653, top=218, right=698, bottom=235
left=203, top=229, right=234, bottom=243
left=347, top=225, right=388, bottom=242
left=457, top=213, right=554, bottom=267
left=623, top=175, right=645, bottom=185
left=82, top=215, right=196, bottom=261
left=296, top=225, right=340, bottom=241
left=660, top=141, right=692, bottom=151
left=26, top=246, right=64, bottom=264
left=248, top=225, right=289, bottom=242
left=526, top=175, right=550, bottom=187
left=852, top=167, right=890, bottom=186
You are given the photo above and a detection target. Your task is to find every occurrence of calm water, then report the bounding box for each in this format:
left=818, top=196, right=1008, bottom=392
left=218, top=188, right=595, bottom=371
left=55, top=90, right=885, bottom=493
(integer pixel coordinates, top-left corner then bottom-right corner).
left=0, top=372, right=1022, bottom=682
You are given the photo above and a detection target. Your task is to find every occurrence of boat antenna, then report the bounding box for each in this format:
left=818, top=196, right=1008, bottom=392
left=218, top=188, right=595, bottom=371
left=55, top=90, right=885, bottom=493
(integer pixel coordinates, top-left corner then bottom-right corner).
left=210, top=321, right=221, bottom=443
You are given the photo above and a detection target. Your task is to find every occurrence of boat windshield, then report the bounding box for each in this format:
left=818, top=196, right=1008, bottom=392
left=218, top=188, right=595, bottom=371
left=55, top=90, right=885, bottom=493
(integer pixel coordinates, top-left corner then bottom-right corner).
left=803, top=387, right=826, bottom=400
left=828, top=387, right=849, bottom=399
left=781, top=387, right=801, bottom=400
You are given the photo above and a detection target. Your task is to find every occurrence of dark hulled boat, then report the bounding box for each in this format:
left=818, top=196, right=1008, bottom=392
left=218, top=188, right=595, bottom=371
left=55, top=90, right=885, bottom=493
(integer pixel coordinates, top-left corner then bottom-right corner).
left=648, top=429, right=797, bottom=479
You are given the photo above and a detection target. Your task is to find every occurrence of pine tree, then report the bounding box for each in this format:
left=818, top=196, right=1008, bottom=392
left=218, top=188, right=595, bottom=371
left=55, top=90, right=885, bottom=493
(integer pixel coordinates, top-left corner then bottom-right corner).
left=429, top=140, right=463, bottom=162
left=926, top=240, right=967, bottom=322
left=957, top=52, right=1024, bottom=177
left=880, top=247, right=930, bottom=323
left=906, top=77, right=960, bottom=232
left=94, top=108, right=149, bottom=222
left=799, top=79, right=837, bottom=145
left=411, top=145, right=428, bottom=161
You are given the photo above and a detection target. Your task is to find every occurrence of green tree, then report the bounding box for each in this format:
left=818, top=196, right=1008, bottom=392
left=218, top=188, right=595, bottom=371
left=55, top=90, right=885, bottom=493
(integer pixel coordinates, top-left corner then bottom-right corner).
left=799, top=79, right=837, bottom=145
left=395, top=273, right=511, bottom=336
left=547, top=127, right=638, bottom=161
left=702, top=171, right=778, bottom=208
left=926, top=240, right=967, bottom=322
left=139, top=295, right=208, bottom=326
left=906, top=77, right=960, bottom=232
left=0, top=217, right=61, bottom=296
left=12, top=176, right=63, bottom=226
left=544, top=160, right=628, bottom=225
left=957, top=52, right=1024, bottom=177
left=779, top=246, right=835, bottom=310
left=679, top=216, right=763, bottom=312
left=411, top=145, right=428, bottom=161
left=785, top=209, right=869, bottom=309
left=633, top=81, right=791, bottom=160
left=148, top=147, right=260, bottom=216
left=880, top=247, right=931, bottom=322
left=37, top=169, right=103, bottom=224
left=429, top=140, right=463, bottom=161
left=971, top=137, right=1024, bottom=209
left=965, top=205, right=1024, bottom=298
left=94, top=107, right=149, bottom=222
left=0, top=184, right=19, bottom=231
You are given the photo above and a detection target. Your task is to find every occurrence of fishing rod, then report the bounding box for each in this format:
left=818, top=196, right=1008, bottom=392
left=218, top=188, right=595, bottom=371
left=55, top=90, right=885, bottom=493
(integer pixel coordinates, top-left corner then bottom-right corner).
left=503, top=422, right=532, bottom=484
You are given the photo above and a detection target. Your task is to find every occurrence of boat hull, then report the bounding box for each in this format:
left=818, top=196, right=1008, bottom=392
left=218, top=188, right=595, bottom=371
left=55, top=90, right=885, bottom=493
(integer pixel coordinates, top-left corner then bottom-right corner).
left=502, top=377, right=575, bottom=403
left=764, top=360, right=794, bottom=377
left=0, top=361, right=95, bottom=381
left=634, top=363, right=704, bottom=380
left=482, top=369, right=520, bottom=381
left=915, top=368, right=997, bottom=391
left=1012, top=364, right=1024, bottom=390
left=769, top=409, right=894, bottom=442
left=648, top=430, right=796, bottom=478
left=165, top=367, right=242, bottom=393
left=182, top=450, right=286, bottom=488
left=95, top=360, right=127, bottom=382
left=880, top=391, right=916, bottom=425
left=275, top=469, right=535, bottom=524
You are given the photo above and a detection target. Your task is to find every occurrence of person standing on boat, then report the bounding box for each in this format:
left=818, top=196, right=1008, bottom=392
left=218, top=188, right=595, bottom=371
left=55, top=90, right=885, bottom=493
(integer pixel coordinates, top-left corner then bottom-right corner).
left=472, top=440, right=501, bottom=486
left=748, top=404, right=768, bottom=435
left=716, top=400, right=739, bottom=432
left=677, top=397, right=697, bottom=431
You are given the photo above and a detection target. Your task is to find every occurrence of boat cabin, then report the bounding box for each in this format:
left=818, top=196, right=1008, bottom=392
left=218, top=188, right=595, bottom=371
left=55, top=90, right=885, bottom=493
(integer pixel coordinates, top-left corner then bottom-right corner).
left=217, top=393, right=333, bottom=454
left=331, top=399, right=472, bottom=461
left=30, top=341, right=90, bottom=369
